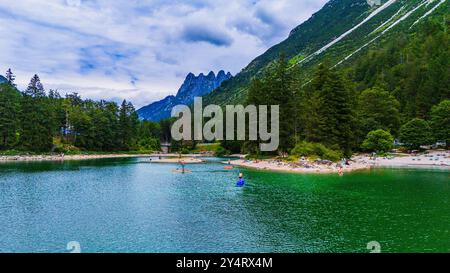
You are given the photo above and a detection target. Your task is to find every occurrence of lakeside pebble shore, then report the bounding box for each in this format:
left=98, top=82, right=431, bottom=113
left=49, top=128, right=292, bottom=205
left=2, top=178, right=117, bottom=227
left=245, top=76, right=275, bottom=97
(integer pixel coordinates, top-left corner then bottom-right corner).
left=0, top=152, right=214, bottom=163
left=1, top=151, right=449, bottom=174
left=228, top=151, right=450, bottom=174
left=0, top=154, right=150, bottom=162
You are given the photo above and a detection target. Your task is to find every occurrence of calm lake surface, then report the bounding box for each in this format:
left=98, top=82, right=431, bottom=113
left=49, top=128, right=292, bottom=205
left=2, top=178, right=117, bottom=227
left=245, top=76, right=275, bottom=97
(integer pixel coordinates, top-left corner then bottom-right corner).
left=0, top=157, right=449, bottom=253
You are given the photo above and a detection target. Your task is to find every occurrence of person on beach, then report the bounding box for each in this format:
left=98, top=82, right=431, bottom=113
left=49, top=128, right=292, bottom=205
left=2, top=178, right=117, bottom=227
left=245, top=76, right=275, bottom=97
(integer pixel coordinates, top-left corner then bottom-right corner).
left=236, top=173, right=245, bottom=187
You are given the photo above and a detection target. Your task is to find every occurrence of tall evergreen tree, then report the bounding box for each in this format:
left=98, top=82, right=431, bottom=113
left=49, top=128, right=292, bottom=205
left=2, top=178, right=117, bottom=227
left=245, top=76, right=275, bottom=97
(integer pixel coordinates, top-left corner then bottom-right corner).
left=25, top=74, right=45, bottom=97
left=19, top=75, right=53, bottom=151
left=5, top=69, right=16, bottom=87
left=118, top=100, right=139, bottom=150
left=302, top=90, right=326, bottom=143
left=245, top=78, right=266, bottom=155
left=309, top=64, right=356, bottom=157
left=268, top=54, right=296, bottom=153
left=0, top=84, right=20, bottom=149
left=245, top=54, right=296, bottom=154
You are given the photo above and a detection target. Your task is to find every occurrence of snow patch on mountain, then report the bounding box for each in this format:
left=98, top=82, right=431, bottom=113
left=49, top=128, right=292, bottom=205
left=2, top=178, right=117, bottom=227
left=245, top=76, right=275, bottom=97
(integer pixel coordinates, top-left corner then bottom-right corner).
left=297, top=0, right=398, bottom=66
left=381, top=0, right=428, bottom=33
left=370, top=5, right=405, bottom=34
left=336, top=0, right=434, bottom=67
left=410, top=0, right=447, bottom=28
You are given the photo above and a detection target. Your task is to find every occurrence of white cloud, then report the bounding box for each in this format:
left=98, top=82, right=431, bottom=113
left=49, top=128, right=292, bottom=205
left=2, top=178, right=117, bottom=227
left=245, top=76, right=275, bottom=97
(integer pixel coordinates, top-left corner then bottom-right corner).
left=0, top=0, right=328, bottom=107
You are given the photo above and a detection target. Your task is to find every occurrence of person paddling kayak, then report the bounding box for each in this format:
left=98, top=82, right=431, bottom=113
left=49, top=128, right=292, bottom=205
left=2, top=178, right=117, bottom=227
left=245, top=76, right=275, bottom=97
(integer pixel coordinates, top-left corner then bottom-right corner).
left=236, top=173, right=245, bottom=187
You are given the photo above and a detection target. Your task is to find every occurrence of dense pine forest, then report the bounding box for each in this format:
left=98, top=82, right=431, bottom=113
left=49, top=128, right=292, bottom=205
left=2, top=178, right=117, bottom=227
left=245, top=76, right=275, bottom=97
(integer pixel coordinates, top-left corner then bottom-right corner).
left=219, top=18, right=449, bottom=159
left=0, top=72, right=162, bottom=154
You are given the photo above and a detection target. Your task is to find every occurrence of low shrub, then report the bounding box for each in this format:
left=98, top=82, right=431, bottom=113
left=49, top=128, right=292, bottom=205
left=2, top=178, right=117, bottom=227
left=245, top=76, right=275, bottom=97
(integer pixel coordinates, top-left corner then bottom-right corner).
left=291, top=141, right=343, bottom=162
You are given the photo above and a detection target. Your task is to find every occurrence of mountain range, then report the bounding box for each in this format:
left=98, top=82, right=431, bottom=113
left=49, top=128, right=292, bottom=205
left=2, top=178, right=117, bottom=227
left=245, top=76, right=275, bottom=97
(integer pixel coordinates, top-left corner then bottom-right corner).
left=138, top=71, right=232, bottom=121
left=204, top=0, right=448, bottom=105
left=138, top=0, right=447, bottom=121
left=0, top=75, right=7, bottom=84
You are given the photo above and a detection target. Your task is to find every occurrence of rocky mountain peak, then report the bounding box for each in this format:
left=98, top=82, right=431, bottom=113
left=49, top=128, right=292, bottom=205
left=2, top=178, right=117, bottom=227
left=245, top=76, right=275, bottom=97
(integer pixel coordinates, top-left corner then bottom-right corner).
left=138, top=71, right=232, bottom=121
left=0, top=75, right=7, bottom=84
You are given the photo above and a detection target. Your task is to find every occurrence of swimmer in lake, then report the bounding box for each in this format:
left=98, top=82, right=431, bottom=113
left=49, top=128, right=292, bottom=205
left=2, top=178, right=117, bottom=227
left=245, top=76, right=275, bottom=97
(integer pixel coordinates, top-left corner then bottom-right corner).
left=236, top=173, right=245, bottom=187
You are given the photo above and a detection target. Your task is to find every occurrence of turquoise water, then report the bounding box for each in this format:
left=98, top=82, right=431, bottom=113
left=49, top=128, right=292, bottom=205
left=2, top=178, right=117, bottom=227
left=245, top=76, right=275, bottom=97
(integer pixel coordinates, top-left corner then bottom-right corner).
left=0, top=158, right=449, bottom=253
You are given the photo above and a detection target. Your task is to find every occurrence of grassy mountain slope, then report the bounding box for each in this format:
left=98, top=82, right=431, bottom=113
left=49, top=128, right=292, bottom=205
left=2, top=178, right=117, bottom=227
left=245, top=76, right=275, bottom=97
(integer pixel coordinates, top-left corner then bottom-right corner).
left=205, top=0, right=449, bottom=105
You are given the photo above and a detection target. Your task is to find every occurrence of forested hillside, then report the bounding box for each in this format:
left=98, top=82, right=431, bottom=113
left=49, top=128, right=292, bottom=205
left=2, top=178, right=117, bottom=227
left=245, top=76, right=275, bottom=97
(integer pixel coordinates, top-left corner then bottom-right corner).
left=0, top=73, right=162, bottom=153
left=1, top=0, right=448, bottom=157
left=221, top=15, right=449, bottom=158
left=205, top=0, right=449, bottom=105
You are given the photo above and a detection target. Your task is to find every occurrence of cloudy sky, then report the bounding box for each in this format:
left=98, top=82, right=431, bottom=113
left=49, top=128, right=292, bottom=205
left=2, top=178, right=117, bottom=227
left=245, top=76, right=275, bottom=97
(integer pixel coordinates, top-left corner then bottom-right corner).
left=0, top=0, right=328, bottom=107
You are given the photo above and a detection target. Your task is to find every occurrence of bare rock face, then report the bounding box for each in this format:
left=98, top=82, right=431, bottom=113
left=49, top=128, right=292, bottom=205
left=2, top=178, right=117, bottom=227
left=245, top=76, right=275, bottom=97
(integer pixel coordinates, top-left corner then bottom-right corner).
left=0, top=75, right=7, bottom=84
left=138, top=71, right=232, bottom=121
left=367, top=0, right=381, bottom=7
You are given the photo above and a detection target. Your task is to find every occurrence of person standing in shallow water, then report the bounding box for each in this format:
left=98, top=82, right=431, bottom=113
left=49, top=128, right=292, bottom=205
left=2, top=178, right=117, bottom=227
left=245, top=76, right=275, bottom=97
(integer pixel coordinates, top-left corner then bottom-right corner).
left=338, top=164, right=344, bottom=176
left=236, top=173, right=245, bottom=187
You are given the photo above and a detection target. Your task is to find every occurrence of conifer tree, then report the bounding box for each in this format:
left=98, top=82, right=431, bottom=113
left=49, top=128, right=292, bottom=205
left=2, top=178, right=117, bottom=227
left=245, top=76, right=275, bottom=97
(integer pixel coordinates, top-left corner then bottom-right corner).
left=118, top=100, right=139, bottom=150
left=5, top=68, right=16, bottom=87
left=246, top=54, right=296, bottom=154
left=19, top=75, right=53, bottom=151
left=309, top=64, right=356, bottom=157
left=0, top=84, right=20, bottom=149
left=25, top=74, right=45, bottom=97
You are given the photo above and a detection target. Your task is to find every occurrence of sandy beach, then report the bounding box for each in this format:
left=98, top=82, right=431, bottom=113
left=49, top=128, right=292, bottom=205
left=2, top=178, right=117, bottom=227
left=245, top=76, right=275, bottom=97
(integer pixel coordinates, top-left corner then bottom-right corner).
left=228, top=159, right=369, bottom=174
left=369, top=152, right=450, bottom=168
left=227, top=150, right=450, bottom=174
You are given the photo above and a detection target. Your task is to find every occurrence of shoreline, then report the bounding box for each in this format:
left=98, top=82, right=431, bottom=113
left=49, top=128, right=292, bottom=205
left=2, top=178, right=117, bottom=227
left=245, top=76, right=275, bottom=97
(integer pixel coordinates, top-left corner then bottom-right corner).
left=228, top=160, right=450, bottom=174
left=0, top=153, right=152, bottom=162
left=1, top=151, right=448, bottom=174
left=149, top=157, right=205, bottom=164
left=227, top=159, right=370, bottom=174
left=228, top=151, right=450, bottom=174
left=0, top=152, right=216, bottom=163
